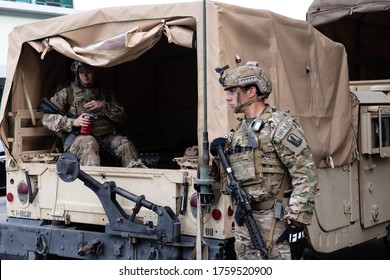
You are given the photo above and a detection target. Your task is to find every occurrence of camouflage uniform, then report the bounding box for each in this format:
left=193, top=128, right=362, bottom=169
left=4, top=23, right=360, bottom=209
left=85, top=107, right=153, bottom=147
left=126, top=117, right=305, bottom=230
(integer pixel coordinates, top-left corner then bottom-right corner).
left=42, top=82, right=141, bottom=167
left=226, top=105, right=318, bottom=260
left=215, top=61, right=319, bottom=259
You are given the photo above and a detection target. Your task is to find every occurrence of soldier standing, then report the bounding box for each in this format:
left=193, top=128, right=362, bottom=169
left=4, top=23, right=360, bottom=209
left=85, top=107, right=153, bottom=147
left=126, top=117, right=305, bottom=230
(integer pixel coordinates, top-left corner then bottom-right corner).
left=211, top=61, right=319, bottom=260
left=42, top=60, right=143, bottom=167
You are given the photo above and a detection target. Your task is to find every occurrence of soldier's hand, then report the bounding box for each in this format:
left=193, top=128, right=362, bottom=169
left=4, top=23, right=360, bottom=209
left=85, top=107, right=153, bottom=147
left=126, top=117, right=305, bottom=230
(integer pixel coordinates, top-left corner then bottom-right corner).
left=84, top=100, right=104, bottom=111
left=210, top=137, right=227, bottom=156
left=73, top=113, right=91, bottom=128
left=234, top=206, right=245, bottom=227
left=276, top=222, right=307, bottom=260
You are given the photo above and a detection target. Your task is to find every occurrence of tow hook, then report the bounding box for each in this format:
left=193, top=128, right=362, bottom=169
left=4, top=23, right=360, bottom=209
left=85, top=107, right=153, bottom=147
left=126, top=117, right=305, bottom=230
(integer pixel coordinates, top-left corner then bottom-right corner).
left=78, top=239, right=103, bottom=256
left=35, top=233, right=48, bottom=256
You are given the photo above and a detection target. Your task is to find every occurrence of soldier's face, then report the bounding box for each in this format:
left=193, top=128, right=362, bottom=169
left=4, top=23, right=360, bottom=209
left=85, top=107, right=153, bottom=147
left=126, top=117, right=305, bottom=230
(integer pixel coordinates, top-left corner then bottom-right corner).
left=226, top=87, right=239, bottom=107
left=78, top=69, right=94, bottom=87
left=226, top=87, right=249, bottom=111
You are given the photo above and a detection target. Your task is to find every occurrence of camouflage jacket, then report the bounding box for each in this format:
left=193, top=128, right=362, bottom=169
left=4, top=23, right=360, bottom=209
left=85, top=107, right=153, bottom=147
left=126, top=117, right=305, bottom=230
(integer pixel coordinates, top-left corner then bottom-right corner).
left=226, top=105, right=319, bottom=225
left=42, top=82, right=126, bottom=137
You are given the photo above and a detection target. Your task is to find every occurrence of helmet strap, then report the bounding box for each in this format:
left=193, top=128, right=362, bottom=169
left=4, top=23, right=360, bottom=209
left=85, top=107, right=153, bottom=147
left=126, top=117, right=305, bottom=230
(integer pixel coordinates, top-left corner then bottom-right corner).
left=233, top=90, right=242, bottom=113
left=234, top=94, right=264, bottom=114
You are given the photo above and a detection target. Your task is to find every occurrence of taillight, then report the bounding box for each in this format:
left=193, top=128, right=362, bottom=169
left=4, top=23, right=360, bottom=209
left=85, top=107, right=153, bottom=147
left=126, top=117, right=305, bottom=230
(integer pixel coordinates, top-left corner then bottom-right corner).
left=211, top=208, right=222, bottom=221
left=227, top=205, right=234, bottom=217
left=6, top=192, right=14, bottom=202
left=18, top=182, right=28, bottom=195
left=190, top=194, right=198, bottom=208
left=17, top=182, right=29, bottom=204
left=189, top=194, right=198, bottom=218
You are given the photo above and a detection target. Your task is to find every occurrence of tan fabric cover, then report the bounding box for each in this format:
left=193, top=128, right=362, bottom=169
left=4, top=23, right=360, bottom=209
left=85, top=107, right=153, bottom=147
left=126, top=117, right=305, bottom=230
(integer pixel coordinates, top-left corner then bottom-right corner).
left=0, top=1, right=354, bottom=167
left=307, top=0, right=390, bottom=26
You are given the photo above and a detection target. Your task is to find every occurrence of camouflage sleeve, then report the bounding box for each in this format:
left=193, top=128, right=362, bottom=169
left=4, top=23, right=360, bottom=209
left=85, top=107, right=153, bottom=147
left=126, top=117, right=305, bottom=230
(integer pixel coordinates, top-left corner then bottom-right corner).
left=271, top=115, right=319, bottom=225
left=42, top=88, right=75, bottom=133
left=99, top=89, right=127, bottom=123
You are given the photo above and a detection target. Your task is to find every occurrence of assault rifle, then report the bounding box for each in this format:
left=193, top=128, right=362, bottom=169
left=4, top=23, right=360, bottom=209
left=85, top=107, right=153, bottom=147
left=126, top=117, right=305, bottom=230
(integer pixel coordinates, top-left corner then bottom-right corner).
left=37, top=97, right=78, bottom=148
left=37, top=97, right=122, bottom=166
left=215, top=145, right=269, bottom=259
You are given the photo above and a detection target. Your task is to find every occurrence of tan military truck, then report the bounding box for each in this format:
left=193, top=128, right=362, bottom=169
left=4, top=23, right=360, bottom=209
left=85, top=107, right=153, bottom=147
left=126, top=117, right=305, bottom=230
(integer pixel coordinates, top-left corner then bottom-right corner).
left=306, top=0, right=390, bottom=255
left=0, top=0, right=389, bottom=259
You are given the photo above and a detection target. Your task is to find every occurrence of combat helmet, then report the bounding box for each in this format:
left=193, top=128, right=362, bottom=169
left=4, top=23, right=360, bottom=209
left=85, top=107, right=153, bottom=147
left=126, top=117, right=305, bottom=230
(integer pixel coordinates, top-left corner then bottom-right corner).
left=70, top=60, right=94, bottom=73
left=217, top=61, right=272, bottom=99
left=70, top=60, right=95, bottom=87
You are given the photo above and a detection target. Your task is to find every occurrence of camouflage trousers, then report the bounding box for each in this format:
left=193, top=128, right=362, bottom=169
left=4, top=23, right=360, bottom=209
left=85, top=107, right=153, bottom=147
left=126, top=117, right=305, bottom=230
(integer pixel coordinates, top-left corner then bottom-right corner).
left=68, top=134, right=141, bottom=167
left=234, top=209, right=291, bottom=260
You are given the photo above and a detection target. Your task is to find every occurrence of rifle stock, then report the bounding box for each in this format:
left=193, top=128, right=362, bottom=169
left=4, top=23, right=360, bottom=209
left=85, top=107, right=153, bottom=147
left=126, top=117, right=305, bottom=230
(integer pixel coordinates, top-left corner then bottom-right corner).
left=216, top=145, right=269, bottom=259
left=37, top=97, right=79, bottom=149
left=37, top=97, right=75, bottom=118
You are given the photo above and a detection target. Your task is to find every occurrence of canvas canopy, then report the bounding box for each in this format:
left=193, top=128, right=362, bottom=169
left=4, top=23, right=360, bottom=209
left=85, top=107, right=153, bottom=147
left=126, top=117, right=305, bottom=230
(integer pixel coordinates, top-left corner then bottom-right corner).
left=307, top=0, right=390, bottom=81
left=0, top=1, right=354, bottom=168
left=307, top=0, right=390, bottom=26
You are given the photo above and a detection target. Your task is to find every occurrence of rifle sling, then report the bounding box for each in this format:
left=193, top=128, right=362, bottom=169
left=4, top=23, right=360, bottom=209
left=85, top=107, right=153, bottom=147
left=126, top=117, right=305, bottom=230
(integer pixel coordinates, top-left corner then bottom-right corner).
left=64, top=131, right=79, bottom=150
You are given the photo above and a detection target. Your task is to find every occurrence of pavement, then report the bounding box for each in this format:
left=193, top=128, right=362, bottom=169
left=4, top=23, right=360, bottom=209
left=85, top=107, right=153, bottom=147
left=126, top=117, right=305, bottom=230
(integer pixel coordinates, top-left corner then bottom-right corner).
left=0, top=196, right=5, bottom=215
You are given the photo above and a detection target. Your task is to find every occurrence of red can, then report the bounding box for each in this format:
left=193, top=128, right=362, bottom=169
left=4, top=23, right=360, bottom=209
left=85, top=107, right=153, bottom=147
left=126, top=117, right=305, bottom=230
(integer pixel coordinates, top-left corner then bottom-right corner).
left=80, top=114, right=93, bottom=135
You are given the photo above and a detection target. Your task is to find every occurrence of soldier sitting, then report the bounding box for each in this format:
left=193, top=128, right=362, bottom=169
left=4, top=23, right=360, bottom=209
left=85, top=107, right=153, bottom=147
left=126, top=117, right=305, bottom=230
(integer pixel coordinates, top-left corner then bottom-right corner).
left=42, top=60, right=144, bottom=167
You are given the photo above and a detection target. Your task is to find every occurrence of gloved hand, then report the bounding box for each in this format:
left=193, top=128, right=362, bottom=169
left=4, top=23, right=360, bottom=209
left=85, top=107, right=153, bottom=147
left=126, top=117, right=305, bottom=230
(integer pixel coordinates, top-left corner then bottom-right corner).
left=276, top=223, right=307, bottom=260
left=210, top=137, right=227, bottom=157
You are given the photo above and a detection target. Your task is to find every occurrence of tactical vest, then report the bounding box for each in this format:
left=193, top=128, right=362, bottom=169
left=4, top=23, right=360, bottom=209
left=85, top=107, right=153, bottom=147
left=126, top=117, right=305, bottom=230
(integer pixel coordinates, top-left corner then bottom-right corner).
left=66, top=84, right=115, bottom=137
left=227, top=107, right=287, bottom=188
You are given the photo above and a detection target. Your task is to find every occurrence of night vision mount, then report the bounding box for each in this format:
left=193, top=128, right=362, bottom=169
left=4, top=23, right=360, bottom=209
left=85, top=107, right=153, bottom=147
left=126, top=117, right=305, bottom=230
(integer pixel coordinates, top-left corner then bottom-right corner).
left=215, top=65, right=229, bottom=87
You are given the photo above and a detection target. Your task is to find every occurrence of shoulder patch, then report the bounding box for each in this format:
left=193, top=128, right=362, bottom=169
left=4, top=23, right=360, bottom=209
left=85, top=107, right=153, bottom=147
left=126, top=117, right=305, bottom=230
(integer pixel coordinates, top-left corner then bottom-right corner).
left=282, top=127, right=308, bottom=155
left=272, top=115, right=308, bottom=155
left=273, top=118, right=293, bottom=143
left=287, top=133, right=303, bottom=147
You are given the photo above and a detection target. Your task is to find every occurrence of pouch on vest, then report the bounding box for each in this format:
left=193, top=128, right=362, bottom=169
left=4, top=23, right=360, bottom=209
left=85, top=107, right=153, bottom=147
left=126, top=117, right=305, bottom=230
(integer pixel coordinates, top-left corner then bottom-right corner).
left=228, top=150, right=256, bottom=183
